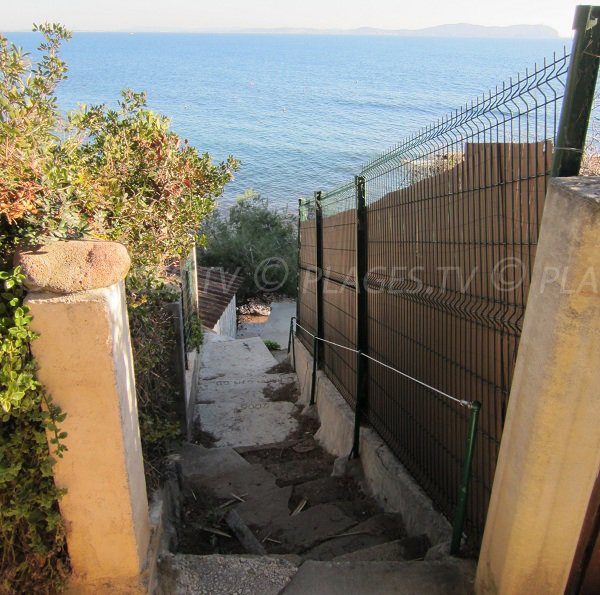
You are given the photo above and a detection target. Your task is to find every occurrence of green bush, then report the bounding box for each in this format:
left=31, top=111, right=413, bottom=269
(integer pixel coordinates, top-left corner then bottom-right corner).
left=263, top=339, right=281, bottom=351
left=0, top=268, right=69, bottom=593
left=0, top=24, right=238, bottom=590
left=199, top=189, right=298, bottom=300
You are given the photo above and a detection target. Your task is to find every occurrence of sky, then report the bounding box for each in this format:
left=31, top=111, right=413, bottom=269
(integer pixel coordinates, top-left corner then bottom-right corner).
left=2, top=0, right=579, bottom=37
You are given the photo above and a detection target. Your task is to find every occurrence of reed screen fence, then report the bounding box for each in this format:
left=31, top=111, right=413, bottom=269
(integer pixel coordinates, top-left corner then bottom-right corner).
left=297, top=48, right=573, bottom=543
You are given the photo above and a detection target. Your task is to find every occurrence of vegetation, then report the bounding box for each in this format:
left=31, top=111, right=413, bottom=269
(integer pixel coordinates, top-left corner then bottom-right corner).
left=200, top=189, right=297, bottom=300
left=0, top=268, right=69, bottom=594
left=0, top=24, right=237, bottom=591
left=263, top=339, right=281, bottom=351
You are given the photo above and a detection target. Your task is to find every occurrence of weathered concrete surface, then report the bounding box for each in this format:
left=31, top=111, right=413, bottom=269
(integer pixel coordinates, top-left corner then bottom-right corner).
left=292, top=337, right=452, bottom=546
left=16, top=240, right=130, bottom=293
left=271, top=504, right=357, bottom=551
left=302, top=513, right=405, bottom=561
left=159, top=554, right=298, bottom=595
left=184, top=462, right=294, bottom=528
left=476, top=177, right=600, bottom=594
left=26, top=278, right=150, bottom=593
left=261, top=300, right=296, bottom=348
left=199, top=336, right=277, bottom=379
left=282, top=560, right=474, bottom=595
left=333, top=534, right=431, bottom=562
left=194, top=336, right=300, bottom=447
left=178, top=444, right=250, bottom=480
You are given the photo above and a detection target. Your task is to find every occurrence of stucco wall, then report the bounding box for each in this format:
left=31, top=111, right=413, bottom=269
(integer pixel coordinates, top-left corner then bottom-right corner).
left=212, top=296, right=237, bottom=338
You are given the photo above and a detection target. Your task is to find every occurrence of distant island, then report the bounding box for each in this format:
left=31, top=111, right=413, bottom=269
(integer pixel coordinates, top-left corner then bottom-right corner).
left=52, top=22, right=564, bottom=38
left=233, top=23, right=560, bottom=39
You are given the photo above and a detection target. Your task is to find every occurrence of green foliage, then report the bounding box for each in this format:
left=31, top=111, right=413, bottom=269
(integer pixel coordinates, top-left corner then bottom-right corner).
left=127, top=281, right=182, bottom=484
left=0, top=24, right=81, bottom=261
left=187, top=314, right=204, bottom=352
left=0, top=268, right=69, bottom=593
left=67, top=91, right=238, bottom=275
left=0, top=24, right=239, bottom=590
left=263, top=339, right=281, bottom=351
left=200, top=189, right=298, bottom=300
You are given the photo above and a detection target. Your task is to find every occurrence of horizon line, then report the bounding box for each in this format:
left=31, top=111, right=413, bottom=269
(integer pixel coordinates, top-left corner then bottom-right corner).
left=3, top=22, right=566, bottom=39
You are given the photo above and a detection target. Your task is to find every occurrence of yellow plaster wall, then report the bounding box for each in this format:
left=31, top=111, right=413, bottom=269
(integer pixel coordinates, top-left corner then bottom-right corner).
left=27, top=282, right=150, bottom=593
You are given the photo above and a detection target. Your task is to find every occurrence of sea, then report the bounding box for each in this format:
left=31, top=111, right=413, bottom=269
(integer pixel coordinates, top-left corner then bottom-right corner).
left=7, top=33, right=568, bottom=211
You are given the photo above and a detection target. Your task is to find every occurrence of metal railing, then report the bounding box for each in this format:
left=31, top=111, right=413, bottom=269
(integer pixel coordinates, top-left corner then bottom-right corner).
left=296, top=7, right=600, bottom=549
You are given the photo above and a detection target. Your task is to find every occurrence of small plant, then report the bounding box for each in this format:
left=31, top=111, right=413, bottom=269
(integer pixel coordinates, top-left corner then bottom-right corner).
left=187, top=315, right=204, bottom=351
left=263, top=339, right=281, bottom=351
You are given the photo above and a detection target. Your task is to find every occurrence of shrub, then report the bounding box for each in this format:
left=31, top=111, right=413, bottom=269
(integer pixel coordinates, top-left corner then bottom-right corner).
left=0, top=268, right=69, bottom=594
left=1, top=24, right=238, bottom=590
left=199, top=189, right=298, bottom=300
left=263, top=339, right=281, bottom=351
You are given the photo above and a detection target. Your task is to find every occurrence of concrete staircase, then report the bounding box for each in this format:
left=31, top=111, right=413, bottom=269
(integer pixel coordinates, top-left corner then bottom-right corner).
left=157, top=330, right=475, bottom=594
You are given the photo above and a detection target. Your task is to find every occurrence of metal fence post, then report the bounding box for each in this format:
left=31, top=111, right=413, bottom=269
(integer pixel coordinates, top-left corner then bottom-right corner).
left=552, top=5, right=600, bottom=177
left=296, top=199, right=302, bottom=327
left=351, top=176, right=368, bottom=458
left=315, top=191, right=324, bottom=366
left=451, top=401, right=482, bottom=555
left=310, top=336, right=319, bottom=405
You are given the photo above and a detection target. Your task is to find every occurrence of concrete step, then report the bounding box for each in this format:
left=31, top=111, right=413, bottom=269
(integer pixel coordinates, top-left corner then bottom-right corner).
left=281, top=559, right=475, bottom=595
left=158, top=553, right=298, bottom=595
left=261, top=302, right=296, bottom=348
left=178, top=444, right=250, bottom=481
left=184, top=464, right=293, bottom=529
left=196, top=374, right=298, bottom=405
left=332, top=534, right=431, bottom=563
left=193, top=399, right=298, bottom=448
left=199, top=336, right=278, bottom=379
left=267, top=504, right=357, bottom=552
left=203, top=330, right=236, bottom=343
left=263, top=458, right=334, bottom=487
left=301, top=513, right=406, bottom=561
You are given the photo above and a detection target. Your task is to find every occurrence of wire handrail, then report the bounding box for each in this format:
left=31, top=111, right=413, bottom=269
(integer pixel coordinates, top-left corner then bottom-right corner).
left=293, top=320, right=472, bottom=408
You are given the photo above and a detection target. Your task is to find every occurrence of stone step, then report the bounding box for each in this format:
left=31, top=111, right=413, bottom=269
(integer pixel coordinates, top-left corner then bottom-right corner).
left=280, top=559, right=475, bottom=595
left=261, top=302, right=296, bottom=348
left=332, top=534, right=431, bottom=563
left=193, top=399, right=298, bottom=448
left=196, top=374, right=298, bottom=405
left=159, top=553, right=298, bottom=595
left=266, top=504, right=357, bottom=552
left=263, top=458, right=334, bottom=487
left=199, top=336, right=278, bottom=379
left=203, top=330, right=236, bottom=343
left=178, top=444, right=250, bottom=481
left=184, top=464, right=293, bottom=529
left=301, top=513, right=406, bottom=561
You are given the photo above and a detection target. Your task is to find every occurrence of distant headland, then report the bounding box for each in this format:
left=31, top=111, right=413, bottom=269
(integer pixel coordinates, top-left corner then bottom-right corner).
left=233, top=23, right=560, bottom=39
left=25, top=23, right=562, bottom=39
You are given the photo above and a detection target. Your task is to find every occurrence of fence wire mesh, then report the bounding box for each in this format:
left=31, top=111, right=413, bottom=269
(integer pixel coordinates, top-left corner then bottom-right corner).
left=297, top=48, right=571, bottom=543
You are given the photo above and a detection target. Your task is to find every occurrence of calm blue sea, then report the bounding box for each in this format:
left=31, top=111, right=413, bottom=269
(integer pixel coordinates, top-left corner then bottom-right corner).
left=8, top=33, right=567, bottom=210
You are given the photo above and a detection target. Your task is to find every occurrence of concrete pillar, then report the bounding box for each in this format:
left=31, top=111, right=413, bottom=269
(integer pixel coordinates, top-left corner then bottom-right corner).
left=16, top=241, right=151, bottom=594
left=475, top=178, right=600, bottom=594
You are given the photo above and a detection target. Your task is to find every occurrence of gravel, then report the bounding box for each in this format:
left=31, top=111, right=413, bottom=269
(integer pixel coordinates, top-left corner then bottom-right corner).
left=159, top=553, right=298, bottom=595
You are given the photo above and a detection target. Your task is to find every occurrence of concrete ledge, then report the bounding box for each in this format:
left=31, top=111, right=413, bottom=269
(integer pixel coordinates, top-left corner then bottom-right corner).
left=292, top=337, right=451, bottom=546
left=184, top=349, right=201, bottom=440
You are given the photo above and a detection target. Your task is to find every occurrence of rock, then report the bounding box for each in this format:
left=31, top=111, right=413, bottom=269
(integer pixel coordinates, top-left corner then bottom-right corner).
left=333, top=534, right=431, bottom=562
left=331, top=456, right=349, bottom=477
left=15, top=240, right=131, bottom=294
left=331, top=455, right=362, bottom=478
left=424, top=539, right=452, bottom=560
